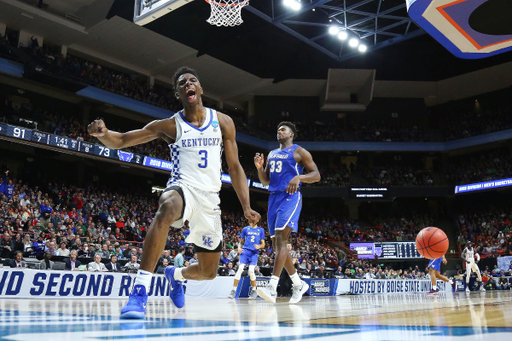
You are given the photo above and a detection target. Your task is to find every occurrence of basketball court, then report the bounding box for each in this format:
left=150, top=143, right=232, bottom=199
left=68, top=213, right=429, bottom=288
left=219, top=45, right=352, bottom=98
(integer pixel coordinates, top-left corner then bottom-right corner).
left=1, top=291, right=512, bottom=340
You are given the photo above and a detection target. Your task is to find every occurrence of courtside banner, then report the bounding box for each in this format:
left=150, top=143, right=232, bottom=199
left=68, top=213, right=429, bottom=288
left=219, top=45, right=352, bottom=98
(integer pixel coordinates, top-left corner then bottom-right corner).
left=336, top=279, right=451, bottom=295
left=0, top=269, right=234, bottom=299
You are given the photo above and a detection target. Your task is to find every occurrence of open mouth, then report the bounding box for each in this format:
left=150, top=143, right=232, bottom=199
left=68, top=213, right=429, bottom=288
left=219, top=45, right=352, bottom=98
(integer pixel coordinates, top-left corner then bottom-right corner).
left=186, top=89, right=196, bottom=100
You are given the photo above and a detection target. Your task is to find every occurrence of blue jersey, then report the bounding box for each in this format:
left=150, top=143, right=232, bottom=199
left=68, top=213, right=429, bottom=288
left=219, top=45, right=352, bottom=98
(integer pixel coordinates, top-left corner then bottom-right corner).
left=241, top=226, right=265, bottom=252
left=5, top=185, right=13, bottom=197
left=268, top=144, right=304, bottom=192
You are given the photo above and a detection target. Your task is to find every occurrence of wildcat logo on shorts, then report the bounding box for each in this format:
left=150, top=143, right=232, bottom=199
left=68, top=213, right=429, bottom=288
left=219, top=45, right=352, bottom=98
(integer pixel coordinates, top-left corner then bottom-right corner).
left=202, top=236, right=213, bottom=247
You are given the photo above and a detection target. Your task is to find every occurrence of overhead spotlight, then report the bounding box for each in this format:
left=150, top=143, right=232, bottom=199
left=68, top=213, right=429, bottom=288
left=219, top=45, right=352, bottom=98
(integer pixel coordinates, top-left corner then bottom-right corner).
left=329, top=19, right=332, bottom=22
left=337, top=31, right=348, bottom=40
left=283, top=0, right=301, bottom=10
left=349, top=38, right=359, bottom=47
left=328, top=26, right=339, bottom=35
left=358, top=44, right=367, bottom=52
left=291, top=1, right=301, bottom=10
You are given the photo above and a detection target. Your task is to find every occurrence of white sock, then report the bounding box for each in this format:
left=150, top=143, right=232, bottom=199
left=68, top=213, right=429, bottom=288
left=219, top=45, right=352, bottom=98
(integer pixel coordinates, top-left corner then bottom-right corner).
left=432, top=285, right=437, bottom=290
left=134, top=269, right=152, bottom=292
left=289, top=272, right=302, bottom=286
left=173, top=267, right=186, bottom=282
left=232, top=286, right=237, bottom=291
left=269, top=275, right=279, bottom=291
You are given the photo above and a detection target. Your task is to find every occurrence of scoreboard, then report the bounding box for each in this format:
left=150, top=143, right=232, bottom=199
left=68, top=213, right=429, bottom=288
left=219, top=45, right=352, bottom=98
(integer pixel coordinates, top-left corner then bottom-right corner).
left=350, top=241, right=422, bottom=259
left=0, top=123, right=268, bottom=190
left=374, top=242, right=421, bottom=259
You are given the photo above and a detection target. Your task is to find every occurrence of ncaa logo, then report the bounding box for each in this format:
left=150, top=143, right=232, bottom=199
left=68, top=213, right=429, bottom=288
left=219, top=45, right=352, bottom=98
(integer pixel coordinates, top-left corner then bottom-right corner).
left=212, top=121, right=219, bottom=128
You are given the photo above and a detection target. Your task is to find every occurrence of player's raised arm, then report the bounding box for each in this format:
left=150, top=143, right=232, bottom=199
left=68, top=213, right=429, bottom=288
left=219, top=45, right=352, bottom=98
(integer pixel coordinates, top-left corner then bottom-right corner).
left=254, top=153, right=270, bottom=186
left=218, top=113, right=260, bottom=224
left=87, top=118, right=172, bottom=150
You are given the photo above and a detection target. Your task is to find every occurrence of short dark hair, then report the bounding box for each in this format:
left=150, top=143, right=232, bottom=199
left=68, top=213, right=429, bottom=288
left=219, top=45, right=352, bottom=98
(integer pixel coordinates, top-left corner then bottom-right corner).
left=278, top=121, right=297, bottom=138
left=172, top=66, right=199, bottom=91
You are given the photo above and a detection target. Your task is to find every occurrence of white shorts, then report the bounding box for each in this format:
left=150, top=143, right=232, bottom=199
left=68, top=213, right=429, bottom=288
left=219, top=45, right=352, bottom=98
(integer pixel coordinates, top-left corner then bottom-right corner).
left=169, top=182, right=222, bottom=251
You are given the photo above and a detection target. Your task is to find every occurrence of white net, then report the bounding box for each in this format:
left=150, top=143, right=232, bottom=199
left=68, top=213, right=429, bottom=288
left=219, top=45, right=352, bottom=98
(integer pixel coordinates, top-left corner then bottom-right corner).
left=206, top=0, right=249, bottom=27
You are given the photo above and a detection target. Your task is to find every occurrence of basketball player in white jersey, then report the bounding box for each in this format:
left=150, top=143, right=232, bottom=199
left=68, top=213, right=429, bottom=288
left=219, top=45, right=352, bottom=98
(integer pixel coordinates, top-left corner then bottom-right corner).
left=88, top=66, right=260, bottom=319
left=461, top=242, right=485, bottom=292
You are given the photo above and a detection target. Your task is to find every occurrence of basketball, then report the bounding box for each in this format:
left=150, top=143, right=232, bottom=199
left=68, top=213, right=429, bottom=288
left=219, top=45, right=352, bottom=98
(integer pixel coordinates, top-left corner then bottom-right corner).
left=415, top=227, right=449, bottom=259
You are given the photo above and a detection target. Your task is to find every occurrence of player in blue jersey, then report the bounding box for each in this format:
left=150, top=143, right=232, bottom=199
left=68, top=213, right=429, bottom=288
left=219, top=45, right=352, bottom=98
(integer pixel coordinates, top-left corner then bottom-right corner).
left=427, top=255, right=453, bottom=294
left=254, top=121, right=320, bottom=304
left=228, top=222, right=265, bottom=299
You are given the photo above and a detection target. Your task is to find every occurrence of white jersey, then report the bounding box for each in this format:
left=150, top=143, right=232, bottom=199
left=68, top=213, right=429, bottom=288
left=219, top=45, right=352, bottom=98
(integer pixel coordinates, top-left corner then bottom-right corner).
left=463, top=247, right=477, bottom=263
left=166, top=108, right=223, bottom=192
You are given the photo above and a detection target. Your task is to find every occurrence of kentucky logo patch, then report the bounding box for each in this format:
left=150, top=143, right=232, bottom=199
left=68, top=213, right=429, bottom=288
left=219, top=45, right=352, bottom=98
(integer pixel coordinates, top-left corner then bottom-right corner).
left=203, top=236, right=213, bottom=247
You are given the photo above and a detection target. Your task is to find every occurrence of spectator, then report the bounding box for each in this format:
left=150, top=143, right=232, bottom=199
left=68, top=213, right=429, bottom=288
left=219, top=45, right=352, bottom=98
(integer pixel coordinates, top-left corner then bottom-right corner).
left=174, top=247, right=185, bottom=267
left=88, top=254, right=107, bottom=272
left=497, top=275, right=509, bottom=290
left=334, top=266, right=344, bottom=279
left=189, top=253, right=198, bottom=265
left=40, top=251, right=54, bottom=270
left=55, top=242, right=70, bottom=257
left=64, top=250, right=81, bottom=271
left=9, top=251, right=26, bottom=268
left=157, top=250, right=173, bottom=268
left=123, top=255, right=140, bottom=271
left=225, top=261, right=236, bottom=276
left=1, top=232, right=13, bottom=258
left=22, top=234, right=33, bottom=253
left=96, top=244, right=111, bottom=259
left=156, top=258, right=169, bottom=274
left=105, top=255, right=120, bottom=272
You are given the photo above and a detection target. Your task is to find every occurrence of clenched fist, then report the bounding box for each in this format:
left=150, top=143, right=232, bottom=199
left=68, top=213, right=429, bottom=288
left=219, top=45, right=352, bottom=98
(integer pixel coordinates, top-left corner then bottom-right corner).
left=87, top=119, right=108, bottom=137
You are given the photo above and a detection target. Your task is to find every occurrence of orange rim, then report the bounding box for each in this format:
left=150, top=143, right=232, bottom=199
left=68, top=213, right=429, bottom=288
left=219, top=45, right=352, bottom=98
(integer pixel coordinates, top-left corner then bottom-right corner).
left=205, top=0, right=248, bottom=7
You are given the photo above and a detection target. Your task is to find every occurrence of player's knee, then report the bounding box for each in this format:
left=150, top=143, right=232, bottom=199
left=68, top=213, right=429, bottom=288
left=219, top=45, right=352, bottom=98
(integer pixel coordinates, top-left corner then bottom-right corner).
left=156, top=196, right=181, bottom=224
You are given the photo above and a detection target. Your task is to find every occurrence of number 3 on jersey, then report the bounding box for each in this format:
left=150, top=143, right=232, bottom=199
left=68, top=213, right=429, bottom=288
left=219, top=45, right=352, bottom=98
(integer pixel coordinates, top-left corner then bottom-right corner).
left=269, top=160, right=282, bottom=173
left=198, top=150, right=208, bottom=168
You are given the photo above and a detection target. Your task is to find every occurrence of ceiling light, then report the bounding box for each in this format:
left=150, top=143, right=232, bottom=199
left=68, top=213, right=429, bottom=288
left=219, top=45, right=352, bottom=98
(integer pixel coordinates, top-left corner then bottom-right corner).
left=329, top=26, right=339, bottom=35
left=338, top=31, right=348, bottom=40
left=283, top=0, right=294, bottom=7
left=349, top=38, right=359, bottom=47
left=291, top=1, right=301, bottom=10
left=358, top=44, right=367, bottom=52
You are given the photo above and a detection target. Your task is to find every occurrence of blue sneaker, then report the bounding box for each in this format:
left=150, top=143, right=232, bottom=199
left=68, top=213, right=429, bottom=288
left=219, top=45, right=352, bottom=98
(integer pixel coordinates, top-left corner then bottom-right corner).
left=165, top=266, right=185, bottom=308
left=120, top=285, right=148, bottom=319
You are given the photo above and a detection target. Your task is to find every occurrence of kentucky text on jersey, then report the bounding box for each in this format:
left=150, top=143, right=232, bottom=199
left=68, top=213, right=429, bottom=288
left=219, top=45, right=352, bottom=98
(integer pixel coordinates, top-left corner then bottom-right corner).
left=181, top=137, right=221, bottom=148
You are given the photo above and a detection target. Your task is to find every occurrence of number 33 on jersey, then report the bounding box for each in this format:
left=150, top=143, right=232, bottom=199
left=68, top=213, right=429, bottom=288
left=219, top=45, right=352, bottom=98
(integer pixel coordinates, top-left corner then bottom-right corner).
left=167, top=108, right=223, bottom=192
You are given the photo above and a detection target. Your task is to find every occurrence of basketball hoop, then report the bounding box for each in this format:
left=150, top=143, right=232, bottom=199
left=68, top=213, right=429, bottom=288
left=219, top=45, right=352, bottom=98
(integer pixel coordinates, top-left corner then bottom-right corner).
left=205, top=0, right=249, bottom=27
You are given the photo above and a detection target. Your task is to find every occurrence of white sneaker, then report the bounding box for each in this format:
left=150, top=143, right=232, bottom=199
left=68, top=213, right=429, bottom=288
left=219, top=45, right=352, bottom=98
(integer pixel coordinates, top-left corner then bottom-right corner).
left=466, top=286, right=470, bottom=292
left=257, top=285, right=277, bottom=304
left=248, top=288, right=258, bottom=300
left=228, top=289, right=236, bottom=299
left=480, top=285, right=486, bottom=292
left=289, top=280, right=309, bottom=304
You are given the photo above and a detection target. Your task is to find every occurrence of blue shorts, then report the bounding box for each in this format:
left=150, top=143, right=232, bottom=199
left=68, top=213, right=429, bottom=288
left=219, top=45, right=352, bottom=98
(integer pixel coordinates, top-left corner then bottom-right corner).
left=267, top=191, right=302, bottom=238
left=428, top=258, right=442, bottom=272
left=239, top=249, right=259, bottom=266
